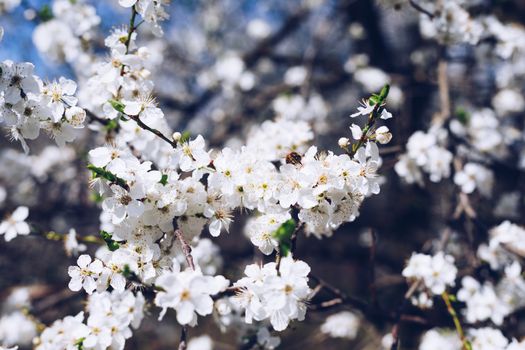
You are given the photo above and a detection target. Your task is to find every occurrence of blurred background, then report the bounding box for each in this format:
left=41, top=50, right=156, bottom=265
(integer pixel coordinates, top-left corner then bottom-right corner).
left=1, top=0, right=525, bottom=349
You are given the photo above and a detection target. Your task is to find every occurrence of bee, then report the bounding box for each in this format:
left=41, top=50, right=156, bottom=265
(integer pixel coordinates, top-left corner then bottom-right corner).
left=285, top=151, right=302, bottom=166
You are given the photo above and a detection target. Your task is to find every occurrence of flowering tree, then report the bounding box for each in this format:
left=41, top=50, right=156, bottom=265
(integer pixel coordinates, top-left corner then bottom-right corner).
left=0, top=0, right=524, bottom=349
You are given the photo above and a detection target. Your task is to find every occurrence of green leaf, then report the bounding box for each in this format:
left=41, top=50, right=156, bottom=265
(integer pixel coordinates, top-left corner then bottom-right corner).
left=99, top=230, right=120, bottom=252
left=159, top=174, right=168, bottom=185
left=122, top=264, right=132, bottom=278
left=104, top=118, right=119, bottom=132
left=378, top=84, right=390, bottom=101
left=75, top=337, right=85, bottom=350
left=368, top=84, right=390, bottom=107
left=108, top=99, right=126, bottom=114
left=87, top=164, right=128, bottom=188
left=272, top=219, right=296, bottom=257
left=39, top=5, right=53, bottom=22
left=455, top=107, right=470, bottom=125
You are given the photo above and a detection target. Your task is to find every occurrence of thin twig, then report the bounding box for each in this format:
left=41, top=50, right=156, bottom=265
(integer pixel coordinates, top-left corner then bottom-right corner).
left=128, top=115, right=177, bottom=148
left=290, top=222, right=304, bottom=258
left=308, top=274, right=369, bottom=312
left=175, top=229, right=195, bottom=271
left=369, top=229, right=378, bottom=308
left=390, top=280, right=421, bottom=350
left=178, top=326, right=188, bottom=350
left=408, top=0, right=435, bottom=19
left=174, top=229, right=193, bottom=350
left=433, top=58, right=450, bottom=125
left=349, top=101, right=383, bottom=157
left=85, top=108, right=110, bottom=126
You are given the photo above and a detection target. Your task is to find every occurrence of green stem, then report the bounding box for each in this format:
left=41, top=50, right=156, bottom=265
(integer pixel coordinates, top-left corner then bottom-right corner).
left=441, top=292, right=471, bottom=350
left=349, top=84, right=390, bottom=157
left=42, top=230, right=104, bottom=244
left=125, top=7, right=138, bottom=53
left=118, top=7, right=138, bottom=83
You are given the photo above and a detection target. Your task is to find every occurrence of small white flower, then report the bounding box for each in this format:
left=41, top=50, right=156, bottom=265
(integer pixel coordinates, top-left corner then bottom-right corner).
left=419, top=329, right=461, bottom=350
left=119, top=0, right=137, bottom=8
left=256, top=327, right=281, bottom=349
left=380, top=109, right=392, bottom=120
left=350, top=99, right=374, bottom=118
left=154, top=259, right=229, bottom=325
left=64, top=228, right=86, bottom=257
left=338, top=137, right=350, bottom=148
left=41, top=77, right=78, bottom=122
left=375, top=126, right=392, bottom=144
left=68, top=254, right=104, bottom=294
left=321, top=311, right=360, bottom=339
left=64, top=106, right=86, bottom=128
left=284, top=66, right=308, bottom=86
left=469, top=327, right=508, bottom=350
left=0, top=206, right=30, bottom=242
left=454, top=163, right=494, bottom=197
left=88, top=145, right=123, bottom=168
left=173, top=135, right=211, bottom=172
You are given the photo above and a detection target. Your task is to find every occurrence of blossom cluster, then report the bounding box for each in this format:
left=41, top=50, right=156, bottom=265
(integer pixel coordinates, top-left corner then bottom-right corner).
left=0, top=288, right=36, bottom=348
left=3, top=0, right=525, bottom=349
left=232, top=257, right=311, bottom=331
left=477, top=221, right=525, bottom=270
left=36, top=290, right=145, bottom=350
left=419, top=327, right=525, bottom=350
left=33, top=0, right=100, bottom=64
left=119, top=0, right=170, bottom=36
left=457, top=262, right=525, bottom=326
left=0, top=61, right=86, bottom=152
left=402, top=252, right=457, bottom=307
left=395, top=127, right=453, bottom=185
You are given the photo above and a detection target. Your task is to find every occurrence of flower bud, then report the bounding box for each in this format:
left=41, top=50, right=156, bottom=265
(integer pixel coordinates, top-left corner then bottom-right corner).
left=349, top=124, right=363, bottom=140
left=375, top=126, right=392, bottom=144
left=338, top=137, right=350, bottom=148
left=172, top=132, right=182, bottom=141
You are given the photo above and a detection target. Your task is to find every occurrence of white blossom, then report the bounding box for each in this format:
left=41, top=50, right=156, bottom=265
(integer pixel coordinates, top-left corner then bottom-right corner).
left=320, top=311, right=360, bottom=339
left=154, top=259, right=229, bottom=325
left=0, top=206, right=30, bottom=242
left=402, top=252, right=457, bottom=296
left=68, top=254, right=104, bottom=294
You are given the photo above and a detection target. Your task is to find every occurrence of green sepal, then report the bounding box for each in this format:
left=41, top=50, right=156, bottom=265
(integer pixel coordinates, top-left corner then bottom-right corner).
left=179, top=131, right=191, bottom=144
left=99, top=230, right=120, bottom=252
left=108, top=99, right=126, bottom=114
left=272, top=219, right=296, bottom=257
